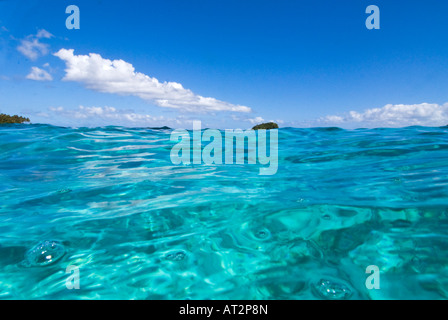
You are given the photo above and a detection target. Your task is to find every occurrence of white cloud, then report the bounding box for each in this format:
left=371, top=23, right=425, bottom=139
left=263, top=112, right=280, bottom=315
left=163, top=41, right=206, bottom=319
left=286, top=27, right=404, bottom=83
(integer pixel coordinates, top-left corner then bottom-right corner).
left=17, top=38, right=48, bottom=60
left=230, top=115, right=284, bottom=128
left=320, top=103, right=448, bottom=128
left=248, top=116, right=265, bottom=124
left=36, top=29, right=53, bottom=39
left=53, top=49, right=252, bottom=114
left=26, top=66, right=52, bottom=81
left=17, top=29, right=53, bottom=60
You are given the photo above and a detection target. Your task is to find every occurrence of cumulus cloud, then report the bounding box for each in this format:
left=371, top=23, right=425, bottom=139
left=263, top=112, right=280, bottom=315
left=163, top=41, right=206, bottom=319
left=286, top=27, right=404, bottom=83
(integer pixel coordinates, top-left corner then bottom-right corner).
left=26, top=66, right=52, bottom=81
left=53, top=49, right=252, bottom=114
left=17, top=29, right=53, bottom=60
left=320, top=103, right=448, bottom=128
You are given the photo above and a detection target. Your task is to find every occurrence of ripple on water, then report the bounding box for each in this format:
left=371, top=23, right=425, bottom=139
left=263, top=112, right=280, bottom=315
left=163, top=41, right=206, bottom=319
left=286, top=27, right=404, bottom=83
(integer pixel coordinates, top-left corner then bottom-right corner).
left=164, top=250, right=187, bottom=261
left=57, top=188, right=72, bottom=194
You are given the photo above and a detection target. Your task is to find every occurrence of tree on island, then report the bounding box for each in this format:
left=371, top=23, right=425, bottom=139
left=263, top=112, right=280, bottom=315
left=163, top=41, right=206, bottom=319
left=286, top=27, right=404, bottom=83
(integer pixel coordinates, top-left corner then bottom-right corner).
left=252, top=122, right=279, bottom=130
left=0, top=113, right=30, bottom=124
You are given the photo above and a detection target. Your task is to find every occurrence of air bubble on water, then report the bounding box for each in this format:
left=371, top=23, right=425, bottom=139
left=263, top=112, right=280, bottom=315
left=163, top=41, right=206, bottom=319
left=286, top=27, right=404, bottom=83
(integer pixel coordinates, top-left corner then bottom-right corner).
left=313, top=279, right=353, bottom=300
left=23, top=240, right=66, bottom=267
left=252, top=228, right=271, bottom=241
left=165, top=250, right=187, bottom=261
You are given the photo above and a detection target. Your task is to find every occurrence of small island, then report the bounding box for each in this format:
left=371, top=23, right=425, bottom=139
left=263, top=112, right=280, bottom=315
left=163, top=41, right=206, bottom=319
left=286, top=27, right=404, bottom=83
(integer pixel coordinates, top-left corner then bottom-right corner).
left=252, top=122, right=279, bottom=130
left=0, top=113, right=30, bottom=124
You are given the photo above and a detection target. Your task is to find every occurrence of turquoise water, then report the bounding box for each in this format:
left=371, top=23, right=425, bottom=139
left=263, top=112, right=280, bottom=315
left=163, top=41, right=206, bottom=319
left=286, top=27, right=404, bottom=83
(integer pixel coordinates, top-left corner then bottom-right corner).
left=1, top=124, right=448, bottom=299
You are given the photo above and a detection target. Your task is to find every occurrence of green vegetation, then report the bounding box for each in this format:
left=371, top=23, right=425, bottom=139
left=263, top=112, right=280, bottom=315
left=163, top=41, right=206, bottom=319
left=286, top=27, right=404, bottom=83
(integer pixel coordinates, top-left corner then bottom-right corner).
left=0, top=113, right=30, bottom=124
left=252, top=122, right=279, bottom=130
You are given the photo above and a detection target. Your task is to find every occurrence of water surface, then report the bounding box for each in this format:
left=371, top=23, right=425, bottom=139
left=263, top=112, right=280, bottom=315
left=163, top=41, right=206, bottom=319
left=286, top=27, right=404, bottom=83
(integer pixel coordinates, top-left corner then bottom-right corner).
left=1, top=124, right=447, bottom=299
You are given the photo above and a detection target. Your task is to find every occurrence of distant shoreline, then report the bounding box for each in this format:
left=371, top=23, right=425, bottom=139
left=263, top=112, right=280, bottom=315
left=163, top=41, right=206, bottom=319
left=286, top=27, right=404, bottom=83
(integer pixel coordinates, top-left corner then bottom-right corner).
left=1, top=122, right=447, bottom=130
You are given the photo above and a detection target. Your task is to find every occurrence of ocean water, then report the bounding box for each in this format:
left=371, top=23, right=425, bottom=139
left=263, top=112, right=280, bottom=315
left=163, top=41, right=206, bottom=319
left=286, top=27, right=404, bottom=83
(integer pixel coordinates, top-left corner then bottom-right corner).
left=1, top=124, right=448, bottom=300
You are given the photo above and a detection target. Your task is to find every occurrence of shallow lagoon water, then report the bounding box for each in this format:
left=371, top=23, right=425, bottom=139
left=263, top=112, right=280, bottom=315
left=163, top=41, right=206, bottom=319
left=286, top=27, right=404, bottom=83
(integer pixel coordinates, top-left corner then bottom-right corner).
left=0, top=124, right=448, bottom=299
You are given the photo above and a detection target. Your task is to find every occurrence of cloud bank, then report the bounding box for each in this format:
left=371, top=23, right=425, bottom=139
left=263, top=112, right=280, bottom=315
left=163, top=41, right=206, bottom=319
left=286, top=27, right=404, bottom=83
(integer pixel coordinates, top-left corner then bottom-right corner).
left=54, top=49, right=251, bottom=114
left=320, top=103, right=448, bottom=128
left=42, top=105, right=174, bottom=127
left=49, top=106, right=164, bottom=122
left=43, top=105, right=223, bottom=128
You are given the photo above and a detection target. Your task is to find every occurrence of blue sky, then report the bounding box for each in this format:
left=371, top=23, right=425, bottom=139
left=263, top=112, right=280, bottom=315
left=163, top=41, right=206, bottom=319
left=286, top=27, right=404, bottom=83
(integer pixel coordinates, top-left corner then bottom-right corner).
left=1, top=0, right=448, bottom=128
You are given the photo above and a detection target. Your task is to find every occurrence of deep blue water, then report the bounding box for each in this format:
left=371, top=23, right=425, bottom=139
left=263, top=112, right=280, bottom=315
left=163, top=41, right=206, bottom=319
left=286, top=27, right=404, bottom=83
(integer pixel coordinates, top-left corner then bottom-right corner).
left=1, top=124, right=448, bottom=299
